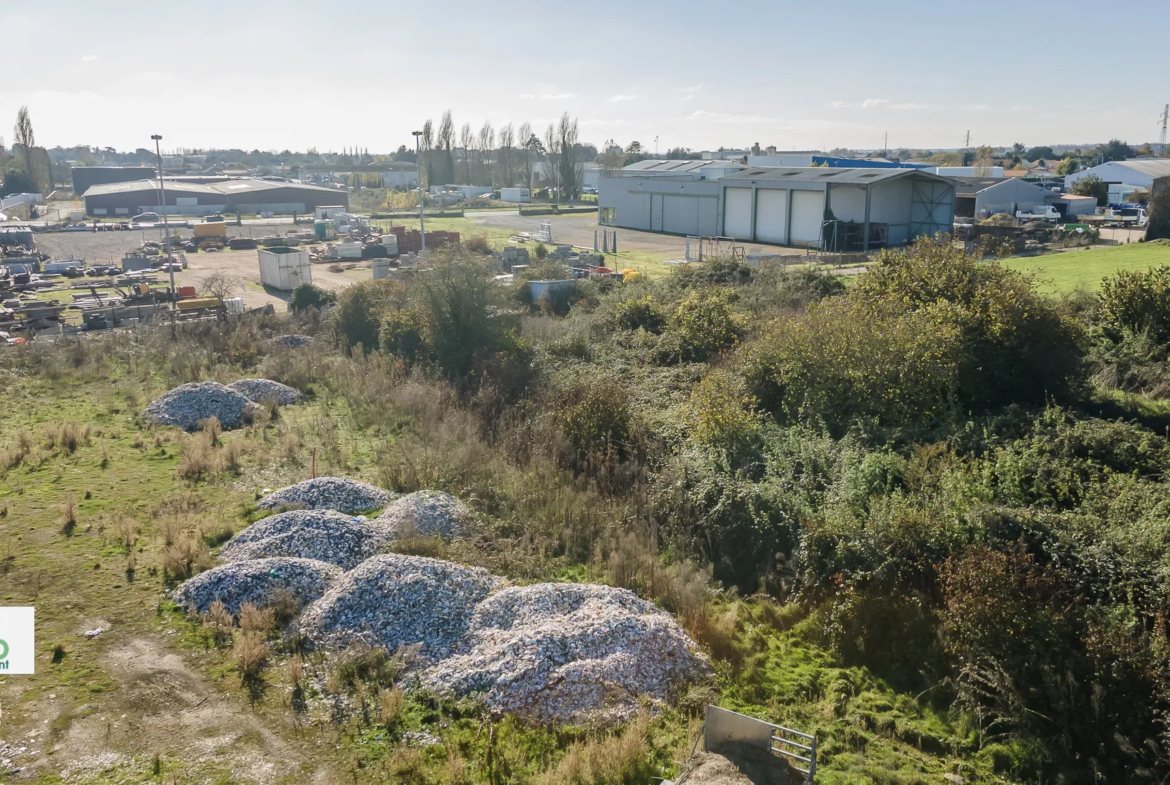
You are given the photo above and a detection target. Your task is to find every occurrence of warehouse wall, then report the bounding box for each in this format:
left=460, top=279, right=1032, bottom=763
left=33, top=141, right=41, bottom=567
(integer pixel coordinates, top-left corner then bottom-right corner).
left=975, top=179, right=1056, bottom=217
left=598, top=177, right=719, bottom=234
left=869, top=179, right=913, bottom=245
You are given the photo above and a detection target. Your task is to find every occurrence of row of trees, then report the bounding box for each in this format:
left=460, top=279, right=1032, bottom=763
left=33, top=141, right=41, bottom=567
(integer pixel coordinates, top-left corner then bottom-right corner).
left=414, top=111, right=594, bottom=198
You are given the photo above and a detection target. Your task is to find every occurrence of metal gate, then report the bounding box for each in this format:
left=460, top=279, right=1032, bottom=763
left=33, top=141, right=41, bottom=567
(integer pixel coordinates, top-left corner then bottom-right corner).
left=910, top=180, right=954, bottom=240
left=702, top=705, right=817, bottom=782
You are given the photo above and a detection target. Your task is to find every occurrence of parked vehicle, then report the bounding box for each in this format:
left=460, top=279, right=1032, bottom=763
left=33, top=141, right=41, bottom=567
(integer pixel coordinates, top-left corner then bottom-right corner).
left=1105, top=206, right=1148, bottom=227
left=1015, top=205, right=1061, bottom=223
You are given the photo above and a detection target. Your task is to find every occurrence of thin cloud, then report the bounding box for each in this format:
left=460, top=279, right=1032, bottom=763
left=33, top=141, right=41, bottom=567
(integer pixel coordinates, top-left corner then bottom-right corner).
left=829, top=100, right=851, bottom=109
left=518, top=93, right=535, bottom=99
left=608, top=94, right=639, bottom=102
left=862, top=98, right=890, bottom=109
left=80, top=54, right=100, bottom=62
left=539, top=92, right=574, bottom=100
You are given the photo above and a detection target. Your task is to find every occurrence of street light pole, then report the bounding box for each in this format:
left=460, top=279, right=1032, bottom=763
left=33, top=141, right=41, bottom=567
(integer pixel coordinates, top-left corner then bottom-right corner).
left=412, top=130, right=425, bottom=254
left=151, top=134, right=176, bottom=307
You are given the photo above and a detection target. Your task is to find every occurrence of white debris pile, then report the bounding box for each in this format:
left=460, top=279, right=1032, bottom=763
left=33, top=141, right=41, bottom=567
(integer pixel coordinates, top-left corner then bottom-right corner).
left=421, top=583, right=708, bottom=723
left=227, top=378, right=302, bottom=406
left=219, top=509, right=392, bottom=570
left=377, top=490, right=468, bottom=540
left=296, top=554, right=499, bottom=659
left=174, top=557, right=342, bottom=615
left=258, top=477, right=394, bottom=514
left=142, top=381, right=261, bottom=431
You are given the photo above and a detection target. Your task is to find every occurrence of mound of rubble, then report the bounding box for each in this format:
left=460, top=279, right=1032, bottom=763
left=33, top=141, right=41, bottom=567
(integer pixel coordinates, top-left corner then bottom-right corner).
left=227, top=378, right=302, bottom=406
left=174, top=557, right=342, bottom=615
left=258, top=477, right=394, bottom=514
left=142, top=381, right=261, bottom=431
left=377, top=490, right=468, bottom=540
left=272, top=334, right=312, bottom=348
left=219, top=509, right=392, bottom=570
left=296, top=554, right=498, bottom=659
left=421, top=583, right=708, bottom=722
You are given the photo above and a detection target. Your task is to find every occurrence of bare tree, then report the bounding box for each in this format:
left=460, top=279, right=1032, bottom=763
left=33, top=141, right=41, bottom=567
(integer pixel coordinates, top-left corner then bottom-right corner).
left=599, top=138, right=625, bottom=176
left=544, top=124, right=561, bottom=199
left=437, top=111, right=455, bottom=185
left=459, top=122, right=474, bottom=184
left=498, top=123, right=515, bottom=187
left=557, top=113, right=581, bottom=202
left=199, top=269, right=244, bottom=303
left=14, top=106, right=35, bottom=177
left=518, top=122, right=535, bottom=190
left=477, top=122, right=494, bottom=186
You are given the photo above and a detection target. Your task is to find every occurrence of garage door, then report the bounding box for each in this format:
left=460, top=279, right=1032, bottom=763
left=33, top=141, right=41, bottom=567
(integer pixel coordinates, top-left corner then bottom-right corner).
left=755, top=189, right=788, bottom=244
left=723, top=187, right=752, bottom=239
left=790, top=190, right=824, bottom=246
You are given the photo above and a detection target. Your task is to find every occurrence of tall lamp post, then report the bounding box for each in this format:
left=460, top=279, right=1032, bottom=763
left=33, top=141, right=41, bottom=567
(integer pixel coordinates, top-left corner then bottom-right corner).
left=412, top=130, right=425, bottom=254
left=151, top=134, right=175, bottom=306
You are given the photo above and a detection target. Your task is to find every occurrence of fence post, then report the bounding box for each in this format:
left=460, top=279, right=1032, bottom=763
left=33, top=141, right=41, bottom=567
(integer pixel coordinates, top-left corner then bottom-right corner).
left=807, top=736, right=816, bottom=782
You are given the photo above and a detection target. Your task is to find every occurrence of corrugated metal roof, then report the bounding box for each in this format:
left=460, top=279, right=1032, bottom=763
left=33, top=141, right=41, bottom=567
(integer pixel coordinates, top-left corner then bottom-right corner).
left=84, top=177, right=341, bottom=198
left=718, top=167, right=949, bottom=185
left=622, top=159, right=744, bottom=173
left=1106, top=159, right=1170, bottom=177
left=952, top=176, right=1012, bottom=195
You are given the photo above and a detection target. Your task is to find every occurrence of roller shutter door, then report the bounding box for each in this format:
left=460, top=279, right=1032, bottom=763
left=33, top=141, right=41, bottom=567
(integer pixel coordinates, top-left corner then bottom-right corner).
left=754, top=189, right=788, bottom=244
left=663, top=195, right=700, bottom=235
left=790, top=190, right=824, bottom=245
left=723, top=187, right=752, bottom=239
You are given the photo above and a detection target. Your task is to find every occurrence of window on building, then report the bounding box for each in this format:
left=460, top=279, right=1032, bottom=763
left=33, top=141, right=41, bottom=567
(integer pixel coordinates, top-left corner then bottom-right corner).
left=600, top=207, right=616, bottom=226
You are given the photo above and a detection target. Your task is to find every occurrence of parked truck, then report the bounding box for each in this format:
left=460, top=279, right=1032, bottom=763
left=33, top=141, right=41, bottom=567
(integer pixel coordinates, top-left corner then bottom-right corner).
left=1015, top=205, right=1061, bottom=223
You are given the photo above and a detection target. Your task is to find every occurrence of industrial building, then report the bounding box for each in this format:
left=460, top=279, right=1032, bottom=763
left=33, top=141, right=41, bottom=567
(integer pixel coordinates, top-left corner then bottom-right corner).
left=83, top=178, right=347, bottom=217
left=953, top=177, right=1059, bottom=219
left=72, top=166, right=158, bottom=195
left=598, top=165, right=955, bottom=250
left=1064, top=159, right=1170, bottom=199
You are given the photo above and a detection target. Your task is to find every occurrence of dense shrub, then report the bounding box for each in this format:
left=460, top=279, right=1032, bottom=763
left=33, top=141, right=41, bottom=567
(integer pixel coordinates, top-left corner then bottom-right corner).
left=854, top=237, right=1086, bottom=410
left=289, top=282, right=336, bottom=311
left=555, top=380, right=635, bottom=469
left=610, top=295, right=666, bottom=334
left=1098, top=265, right=1170, bottom=343
left=743, top=299, right=962, bottom=432
left=379, top=307, right=426, bottom=366
left=330, top=280, right=405, bottom=354
left=661, top=287, right=744, bottom=363
left=987, top=408, right=1170, bottom=510
left=752, top=265, right=846, bottom=311
left=667, top=256, right=752, bottom=289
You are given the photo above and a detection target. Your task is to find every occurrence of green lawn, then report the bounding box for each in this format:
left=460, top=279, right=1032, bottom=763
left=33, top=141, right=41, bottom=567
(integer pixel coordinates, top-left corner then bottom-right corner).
left=1003, top=242, right=1170, bottom=292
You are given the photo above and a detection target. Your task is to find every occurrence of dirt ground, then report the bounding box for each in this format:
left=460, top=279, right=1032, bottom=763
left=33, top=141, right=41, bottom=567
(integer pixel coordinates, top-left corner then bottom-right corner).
left=33, top=224, right=371, bottom=309
left=465, top=210, right=806, bottom=260
left=674, top=744, right=802, bottom=785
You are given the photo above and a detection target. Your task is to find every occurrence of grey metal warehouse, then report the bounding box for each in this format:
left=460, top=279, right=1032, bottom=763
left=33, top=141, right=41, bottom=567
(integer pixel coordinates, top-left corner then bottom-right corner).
left=598, top=166, right=955, bottom=251
left=952, top=176, right=1059, bottom=220
left=82, top=178, right=348, bottom=217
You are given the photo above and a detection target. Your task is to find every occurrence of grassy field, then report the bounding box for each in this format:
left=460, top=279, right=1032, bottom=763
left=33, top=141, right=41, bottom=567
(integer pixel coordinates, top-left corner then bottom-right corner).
left=1003, top=242, right=1170, bottom=292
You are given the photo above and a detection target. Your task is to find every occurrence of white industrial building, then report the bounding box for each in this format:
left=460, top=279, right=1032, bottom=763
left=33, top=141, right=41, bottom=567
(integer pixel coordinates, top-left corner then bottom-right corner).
left=598, top=165, right=955, bottom=251
left=953, top=177, right=1059, bottom=220
left=1065, top=159, right=1170, bottom=195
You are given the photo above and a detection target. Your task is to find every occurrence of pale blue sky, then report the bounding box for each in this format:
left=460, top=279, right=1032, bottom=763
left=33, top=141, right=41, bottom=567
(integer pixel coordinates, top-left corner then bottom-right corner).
left=1, top=1, right=1163, bottom=154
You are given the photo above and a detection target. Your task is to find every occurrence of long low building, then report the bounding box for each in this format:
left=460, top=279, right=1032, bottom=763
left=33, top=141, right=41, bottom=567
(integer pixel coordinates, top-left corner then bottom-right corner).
left=599, top=166, right=955, bottom=250
left=83, top=178, right=348, bottom=217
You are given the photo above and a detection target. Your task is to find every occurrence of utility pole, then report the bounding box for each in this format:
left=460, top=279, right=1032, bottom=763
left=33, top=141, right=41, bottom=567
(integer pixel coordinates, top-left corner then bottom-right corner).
left=151, top=134, right=175, bottom=308
left=964, top=130, right=970, bottom=148
left=654, top=135, right=659, bottom=157
left=412, top=130, right=425, bottom=253
left=883, top=131, right=888, bottom=157
left=1159, top=104, right=1169, bottom=155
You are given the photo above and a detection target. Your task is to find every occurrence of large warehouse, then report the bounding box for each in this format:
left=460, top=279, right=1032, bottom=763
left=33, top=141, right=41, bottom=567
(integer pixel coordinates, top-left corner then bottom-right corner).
left=953, top=176, right=1060, bottom=219
left=598, top=166, right=955, bottom=250
left=72, top=166, right=158, bottom=196
left=83, top=178, right=348, bottom=217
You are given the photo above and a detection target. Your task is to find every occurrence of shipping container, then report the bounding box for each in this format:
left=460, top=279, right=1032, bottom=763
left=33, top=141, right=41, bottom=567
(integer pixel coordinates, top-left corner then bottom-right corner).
left=257, top=247, right=312, bottom=291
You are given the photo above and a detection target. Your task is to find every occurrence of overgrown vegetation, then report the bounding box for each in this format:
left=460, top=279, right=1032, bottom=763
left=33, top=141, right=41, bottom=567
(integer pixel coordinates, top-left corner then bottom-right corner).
left=3, top=237, right=1170, bottom=783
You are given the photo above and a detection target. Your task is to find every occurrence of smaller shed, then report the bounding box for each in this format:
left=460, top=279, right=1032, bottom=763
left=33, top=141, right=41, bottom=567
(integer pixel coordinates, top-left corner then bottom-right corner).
left=257, top=247, right=311, bottom=291
left=1060, top=194, right=1098, bottom=217
left=952, top=177, right=1058, bottom=220
left=501, top=187, right=530, bottom=203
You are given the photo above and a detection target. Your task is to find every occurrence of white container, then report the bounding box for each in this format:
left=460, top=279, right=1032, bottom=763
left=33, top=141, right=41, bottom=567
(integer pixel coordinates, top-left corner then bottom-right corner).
left=380, top=235, right=399, bottom=254
left=372, top=259, right=392, bottom=280
left=330, top=242, right=364, bottom=260
left=257, top=248, right=312, bottom=291
left=224, top=297, right=245, bottom=314
left=501, top=187, right=531, bottom=203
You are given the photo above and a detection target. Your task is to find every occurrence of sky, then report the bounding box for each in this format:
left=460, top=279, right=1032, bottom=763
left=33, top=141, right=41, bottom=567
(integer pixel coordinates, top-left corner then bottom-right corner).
left=1, top=1, right=1165, bottom=156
